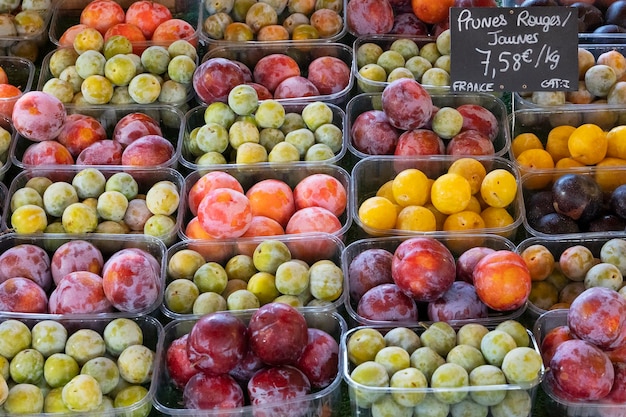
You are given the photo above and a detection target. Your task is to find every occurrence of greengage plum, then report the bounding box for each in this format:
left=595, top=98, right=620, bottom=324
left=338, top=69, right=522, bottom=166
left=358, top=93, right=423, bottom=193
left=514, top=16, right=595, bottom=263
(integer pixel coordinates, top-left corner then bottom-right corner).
left=48, top=271, right=113, bottom=314
left=0, top=277, right=48, bottom=313
left=550, top=339, right=614, bottom=400
left=381, top=78, right=433, bottom=130
left=391, top=237, right=456, bottom=302
left=50, top=240, right=103, bottom=285
left=187, top=311, right=247, bottom=375
left=295, top=328, right=338, bottom=389
left=350, top=109, right=400, bottom=155
left=0, top=243, right=51, bottom=290
left=347, top=248, right=394, bottom=301
left=356, top=283, right=418, bottom=322
left=248, top=302, right=308, bottom=365
left=183, top=373, right=244, bottom=410
left=346, top=0, right=394, bottom=35
left=247, top=365, right=311, bottom=417
left=427, top=281, right=489, bottom=322
left=193, top=57, right=245, bottom=104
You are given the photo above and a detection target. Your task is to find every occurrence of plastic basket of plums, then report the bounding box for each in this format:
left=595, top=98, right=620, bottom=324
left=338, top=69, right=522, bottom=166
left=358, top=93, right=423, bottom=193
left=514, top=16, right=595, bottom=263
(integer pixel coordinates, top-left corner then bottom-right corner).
left=161, top=233, right=346, bottom=320
left=153, top=306, right=346, bottom=417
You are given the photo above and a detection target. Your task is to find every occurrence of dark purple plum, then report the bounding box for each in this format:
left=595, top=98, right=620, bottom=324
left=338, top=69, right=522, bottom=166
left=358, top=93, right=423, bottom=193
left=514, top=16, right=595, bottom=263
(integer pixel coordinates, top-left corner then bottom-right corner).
left=586, top=214, right=626, bottom=232
left=610, top=184, right=626, bottom=219
left=593, top=24, right=626, bottom=33
left=427, top=281, right=489, bottom=322
left=605, top=0, right=626, bottom=28
left=571, top=2, right=605, bottom=32
left=347, top=248, right=394, bottom=302
left=535, top=213, right=581, bottom=235
left=520, top=0, right=558, bottom=5
left=526, top=190, right=556, bottom=227
left=552, top=174, right=603, bottom=222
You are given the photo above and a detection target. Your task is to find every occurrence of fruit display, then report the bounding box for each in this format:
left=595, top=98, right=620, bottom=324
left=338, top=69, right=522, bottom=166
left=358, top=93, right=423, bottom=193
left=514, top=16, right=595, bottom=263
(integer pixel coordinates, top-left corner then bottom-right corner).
left=511, top=107, right=626, bottom=176
left=5, top=166, right=184, bottom=244
left=0, top=55, right=35, bottom=118
left=49, top=0, right=201, bottom=49
left=354, top=31, right=452, bottom=92
left=517, top=236, right=626, bottom=318
left=0, top=0, right=53, bottom=61
left=201, top=0, right=346, bottom=43
left=515, top=46, right=626, bottom=108
left=343, top=319, right=542, bottom=417
left=9, top=103, right=183, bottom=170
left=182, top=164, right=351, bottom=241
left=342, top=234, right=531, bottom=326
left=536, top=301, right=626, bottom=415
left=521, top=167, right=626, bottom=235
left=0, top=232, right=166, bottom=315
left=347, top=91, right=509, bottom=158
left=353, top=155, right=522, bottom=237
left=195, top=41, right=353, bottom=105
left=0, top=314, right=161, bottom=416
left=162, top=234, right=345, bottom=318
left=182, top=99, right=345, bottom=169
left=38, top=38, right=198, bottom=106
left=153, top=305, right=346, bottom=415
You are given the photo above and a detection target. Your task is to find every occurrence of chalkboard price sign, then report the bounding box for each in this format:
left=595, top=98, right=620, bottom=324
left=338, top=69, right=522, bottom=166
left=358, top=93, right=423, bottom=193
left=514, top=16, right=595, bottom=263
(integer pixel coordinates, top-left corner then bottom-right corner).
left=450, top=7, right=578, bottom=93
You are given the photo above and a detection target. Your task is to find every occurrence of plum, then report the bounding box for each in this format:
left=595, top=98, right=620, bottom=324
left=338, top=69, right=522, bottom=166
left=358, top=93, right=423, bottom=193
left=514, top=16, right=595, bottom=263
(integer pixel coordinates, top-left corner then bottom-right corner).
left=183, top=373, right=244, bottom=410
left=165, top=334, right=199, bottom=389
left=351, top=109, right=400, bottom=155
left=427, top=281, right=489, bottom=322
left=356, top=283, right=418, bottom=322
left=347, top=248, right=394, bottom=301
left=247, top=365, right=311, bottom=417
left=381, top=78, right=433, bottom=131
left=346, top=0, right=394, bottom=35
left=295, top=328, right=339, bottom=389
left=552, top=173, right=603, bottom=222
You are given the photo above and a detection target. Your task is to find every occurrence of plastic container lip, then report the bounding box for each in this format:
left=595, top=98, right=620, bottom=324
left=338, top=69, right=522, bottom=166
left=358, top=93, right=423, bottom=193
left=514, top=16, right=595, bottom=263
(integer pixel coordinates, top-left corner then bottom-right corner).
left=0, top=113, right=14, bottom=183
left=180, top=163, right=353, bottom=241
left=0, top=312, right=164, bottom=417
left=0, top=181, right=6, bottom=230
left=153, top=310, right=347, bottom=417
left=350, top=155, right=525, bottom=237
left=37, top=47, right=196, bottom=107
left=200, top=0, right=348, bottom=46
left=199, top=41, right=354, bottom=106
left=0, top=231, right=168, bottom=319
left=161, top=232, right=346, bottom=320
left=179, top=102, right=347, bottom=171
left=342, top=324, right=544, bottom=393
left=4, top=166, right=185, bottom=246
left=346, top=91, right=511, bottom=160
left=9, top=103, right=185, bottom=171
left=341, top=233, right=527, bottom=328
left=0, top=8, right=53, bottom=42
left=48, top=0, right=202, bottom=48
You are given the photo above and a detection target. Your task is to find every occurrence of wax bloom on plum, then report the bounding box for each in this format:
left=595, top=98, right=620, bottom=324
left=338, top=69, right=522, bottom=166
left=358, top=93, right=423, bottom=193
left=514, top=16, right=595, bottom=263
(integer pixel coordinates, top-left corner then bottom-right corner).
left=12, top=91, right=67, bottom=142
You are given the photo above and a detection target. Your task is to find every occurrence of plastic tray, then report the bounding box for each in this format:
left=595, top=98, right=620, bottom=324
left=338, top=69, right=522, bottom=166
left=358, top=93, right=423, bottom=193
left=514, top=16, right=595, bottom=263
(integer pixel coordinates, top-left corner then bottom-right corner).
left=0, top=180, right=6, bottom=230
left=4, top=166, right=184, bottom=245
left=0, top=112, right=13, bottom=182
left=161, top=233, right=345, bottom=320
left=200, top=41, right=354, bottom=106
left=0, top=232, right=167, bottom=318
left=48, top=0, right=202, bottom=48
left=342, top=234, right=525, bottom=328
left=153, top=309, right=346, bottom=417
left=37, top=47, right=196, bottom=107
left=200, top=0, right=347, bottom=45
left=346, top=92, right=511, bottom=160
left=181, top=163, right=353, bottom=241
left=0, top=313, right=163, bottom=416
left=342, top=322, right=543, bottom=417
left=180, top=101, right=347, bottom=171
left=0, top=4, right=53, bottom=51
left=9, top=104, right=184, bottom=171
left=0, top=55, right=35, bottom=118
left=351, top=155, right=524, bottom=240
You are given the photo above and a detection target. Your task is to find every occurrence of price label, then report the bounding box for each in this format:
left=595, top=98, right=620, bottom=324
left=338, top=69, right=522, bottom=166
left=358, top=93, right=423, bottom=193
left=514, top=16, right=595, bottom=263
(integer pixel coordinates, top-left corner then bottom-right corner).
left=450, top=7, right=578, bottom=93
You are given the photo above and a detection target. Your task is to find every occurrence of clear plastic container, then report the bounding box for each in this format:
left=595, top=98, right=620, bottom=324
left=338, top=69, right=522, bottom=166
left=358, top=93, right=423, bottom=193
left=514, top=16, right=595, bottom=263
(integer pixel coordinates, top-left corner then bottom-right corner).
left=37, top=47, right=196, bottom=107
left=9, top=104, right=184, bottom=171
left=346, top=92, right=511, bottom=160
left=0, top=55, right=35, bottom=118
left=48, top=0, right=202, bottom=48
left=200, top=41, right=354, bottom=106
left=0, top=180, right=6, bottom=230
left=181, top=163, right=353, bottom=241
left=342, top=234, right=526, bottom=328
left=0, top=112, right=14, bottom=182
left=4, top=166, right=184, bottom=246
left=352, top=34, right=452, bottom=94
left=0, top=232, right=167, bottom=318
left=520, top=165, right=626, bottom=238
left=162, top=233, right=346, bottom=319
left=0, top=313, right=163, bottom=416
left=517, top=234, right=626, bottom=320
left=532, top=309, right=624, bottom=417
left=200, top=0, right=347, bottom=45
left=351, top=155, right=524, bottom=239
left=180, top=101, right=347, bottom=171
left=0, top=6, right=53, bottom=54
left=342, top=323, right=543, bottom=417
left=153, top=309, right=346, bottom=417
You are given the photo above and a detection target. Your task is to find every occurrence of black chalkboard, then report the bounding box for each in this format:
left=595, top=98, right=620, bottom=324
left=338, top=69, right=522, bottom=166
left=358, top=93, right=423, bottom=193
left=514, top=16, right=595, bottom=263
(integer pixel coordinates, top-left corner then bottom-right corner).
left=450, top=7, right=578, bottom=93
